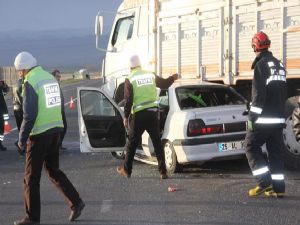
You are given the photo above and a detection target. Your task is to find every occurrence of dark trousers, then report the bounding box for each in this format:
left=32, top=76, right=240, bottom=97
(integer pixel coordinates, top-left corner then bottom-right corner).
left=24, top=131, right=81, bottom=221
left=124, top=109, right=166, bottom=174
left=245, top=127, right=285, bottom=192
left=14, top=110, right=23, bottom=131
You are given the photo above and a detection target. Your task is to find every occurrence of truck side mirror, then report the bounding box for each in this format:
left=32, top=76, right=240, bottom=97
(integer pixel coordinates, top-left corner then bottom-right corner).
left=95, top=15, right=103, bottom=36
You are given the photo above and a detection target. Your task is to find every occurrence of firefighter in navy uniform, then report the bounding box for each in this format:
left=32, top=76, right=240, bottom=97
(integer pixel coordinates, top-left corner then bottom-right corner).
left=117, top=55, right=178, bottom=179
left=0, top=79, right=9, bottom=151
left=245, top=31, right=286, bottom=198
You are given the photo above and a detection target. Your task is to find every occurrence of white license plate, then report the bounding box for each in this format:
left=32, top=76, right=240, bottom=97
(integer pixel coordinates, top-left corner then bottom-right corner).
left=218, top=141, right=244, bottom=152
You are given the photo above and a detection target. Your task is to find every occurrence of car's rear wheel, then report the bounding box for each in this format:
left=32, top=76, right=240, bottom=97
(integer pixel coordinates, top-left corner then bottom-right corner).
left=111, top=151, right=125, bottom=159
left=163, top=140, right=182, bottom=173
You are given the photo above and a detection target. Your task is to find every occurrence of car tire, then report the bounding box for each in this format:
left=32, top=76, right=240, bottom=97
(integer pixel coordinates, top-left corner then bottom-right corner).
left=111, top=151, right=125, bottom=159
left=163, top=140, right=182, bottom=173
left=282, top=96, right=300, bottom=170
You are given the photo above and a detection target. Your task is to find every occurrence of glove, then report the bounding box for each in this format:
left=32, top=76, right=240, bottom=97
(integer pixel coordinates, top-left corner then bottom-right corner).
left=247, top=120, right=253, bottom=131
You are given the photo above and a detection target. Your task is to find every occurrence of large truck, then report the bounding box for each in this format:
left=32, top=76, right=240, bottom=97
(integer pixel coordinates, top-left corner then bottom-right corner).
left=95, top=0, right=300, bottom=169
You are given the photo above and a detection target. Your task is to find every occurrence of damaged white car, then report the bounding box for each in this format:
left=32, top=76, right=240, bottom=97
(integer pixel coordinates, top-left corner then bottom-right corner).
left=78, top=79, right=248, bottom=173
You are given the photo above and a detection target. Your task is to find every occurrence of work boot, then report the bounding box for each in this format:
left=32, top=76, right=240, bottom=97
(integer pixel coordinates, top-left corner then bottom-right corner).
left=160, top=172, right=168, bottom=179
left=117, top=166, right=131, bottom=178
left=248, top=185, right=272, bottom=197
left=14, top=217, right=39, bottom=225
left=0, top=142, right=7, bottom=151
left=69, top=200, right=85, bottom=221
left=264, top=190, right=284, bottom=198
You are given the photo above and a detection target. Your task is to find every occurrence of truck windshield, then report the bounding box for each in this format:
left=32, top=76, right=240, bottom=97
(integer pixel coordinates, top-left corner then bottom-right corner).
left=176, top=86, right=246, bottom=109
left=111, top=16, right=134, bottom=47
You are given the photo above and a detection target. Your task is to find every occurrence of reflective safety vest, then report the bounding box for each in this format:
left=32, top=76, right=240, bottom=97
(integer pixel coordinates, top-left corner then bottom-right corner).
left=24, top=66, right=63, bottom=136
left=128, top=68, right=158, bottom=114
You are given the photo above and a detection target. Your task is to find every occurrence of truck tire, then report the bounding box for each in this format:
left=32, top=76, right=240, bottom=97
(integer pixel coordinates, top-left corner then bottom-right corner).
left=282, top=96, right=300, bottom=170
left=163, top=140, right=182, bottom=173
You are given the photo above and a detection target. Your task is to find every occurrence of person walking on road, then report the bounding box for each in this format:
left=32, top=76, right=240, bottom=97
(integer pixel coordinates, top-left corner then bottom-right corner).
left=0, top=79, right=9, bottom=151
left=245, top=31, right=286, bottom=198
left=13, top=51, right=84, bottom=225
left=52, top=69, right=67, bottom=150
left=117, top=54, right=178, bottom=179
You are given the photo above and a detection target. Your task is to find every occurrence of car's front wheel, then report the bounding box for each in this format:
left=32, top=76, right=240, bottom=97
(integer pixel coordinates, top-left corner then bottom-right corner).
left=163, top=140, right=182, bottom=173
left=111, top=151, right=125, bottom=159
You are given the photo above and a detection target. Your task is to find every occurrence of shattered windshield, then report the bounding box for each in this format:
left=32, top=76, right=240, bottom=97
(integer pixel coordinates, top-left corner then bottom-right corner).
left=176, top=86, right=246, bottom=110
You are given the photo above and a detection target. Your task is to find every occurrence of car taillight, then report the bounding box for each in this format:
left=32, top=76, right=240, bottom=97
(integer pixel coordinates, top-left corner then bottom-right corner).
left=187, top=119, right=224, bottom=136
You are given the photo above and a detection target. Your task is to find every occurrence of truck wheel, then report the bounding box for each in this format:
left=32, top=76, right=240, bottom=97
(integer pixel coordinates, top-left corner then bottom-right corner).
left=282, top=96, right=300, bottom=170
left=163, top=140, right=182, bottom=173
left=111, top=151, right=125, bottom=159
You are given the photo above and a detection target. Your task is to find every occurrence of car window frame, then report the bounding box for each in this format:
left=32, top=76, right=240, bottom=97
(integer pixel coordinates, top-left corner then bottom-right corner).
left=175, top=85, right=247, bottom=110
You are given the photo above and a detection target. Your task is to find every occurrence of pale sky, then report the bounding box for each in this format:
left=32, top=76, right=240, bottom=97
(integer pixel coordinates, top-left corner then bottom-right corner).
left=0, top=0, right=123, bottom=69
left=0, top=0, right=122, bottom=33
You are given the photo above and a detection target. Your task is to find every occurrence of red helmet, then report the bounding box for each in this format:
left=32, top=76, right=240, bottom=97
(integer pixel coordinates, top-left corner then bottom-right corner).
left=251, top=31, right=271, bottom=52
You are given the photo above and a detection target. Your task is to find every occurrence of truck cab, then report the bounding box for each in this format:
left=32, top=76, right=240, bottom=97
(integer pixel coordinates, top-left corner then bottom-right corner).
left=96, top=0, right=158, bottom=104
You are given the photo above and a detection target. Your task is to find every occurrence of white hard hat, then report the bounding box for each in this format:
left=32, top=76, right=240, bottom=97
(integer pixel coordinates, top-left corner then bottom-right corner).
left=129, top=54, right=141, bottom=68
left=14, top=51, right=37, bottom=70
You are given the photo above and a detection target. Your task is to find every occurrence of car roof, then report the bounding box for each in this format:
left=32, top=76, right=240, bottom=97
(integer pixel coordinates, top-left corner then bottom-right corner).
left=170, top=78, right=225, bottom=89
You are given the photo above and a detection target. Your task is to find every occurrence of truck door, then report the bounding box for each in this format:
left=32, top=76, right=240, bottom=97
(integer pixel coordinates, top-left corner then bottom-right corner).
left=104, top=10, right=136, bottom=92
left=77, top=87, right=126, bottom=153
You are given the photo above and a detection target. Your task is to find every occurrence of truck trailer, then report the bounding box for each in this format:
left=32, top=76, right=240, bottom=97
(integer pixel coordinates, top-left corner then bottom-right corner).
left=95, top=0, right=300, bottom=169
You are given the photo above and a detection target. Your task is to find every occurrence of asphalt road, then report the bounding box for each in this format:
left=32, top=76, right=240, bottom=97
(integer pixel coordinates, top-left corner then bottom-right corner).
left=1, top=78, right=300, bottom=225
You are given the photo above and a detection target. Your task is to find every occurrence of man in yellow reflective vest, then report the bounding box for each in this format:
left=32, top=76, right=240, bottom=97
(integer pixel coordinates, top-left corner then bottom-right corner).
left=13, top=52, right=84, bottom=225
left=117, top=55, right=178, bottom=179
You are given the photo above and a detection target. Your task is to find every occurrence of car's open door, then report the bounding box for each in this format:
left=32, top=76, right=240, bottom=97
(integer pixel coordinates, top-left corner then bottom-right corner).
left=77, top=87, right=126, bottom=153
